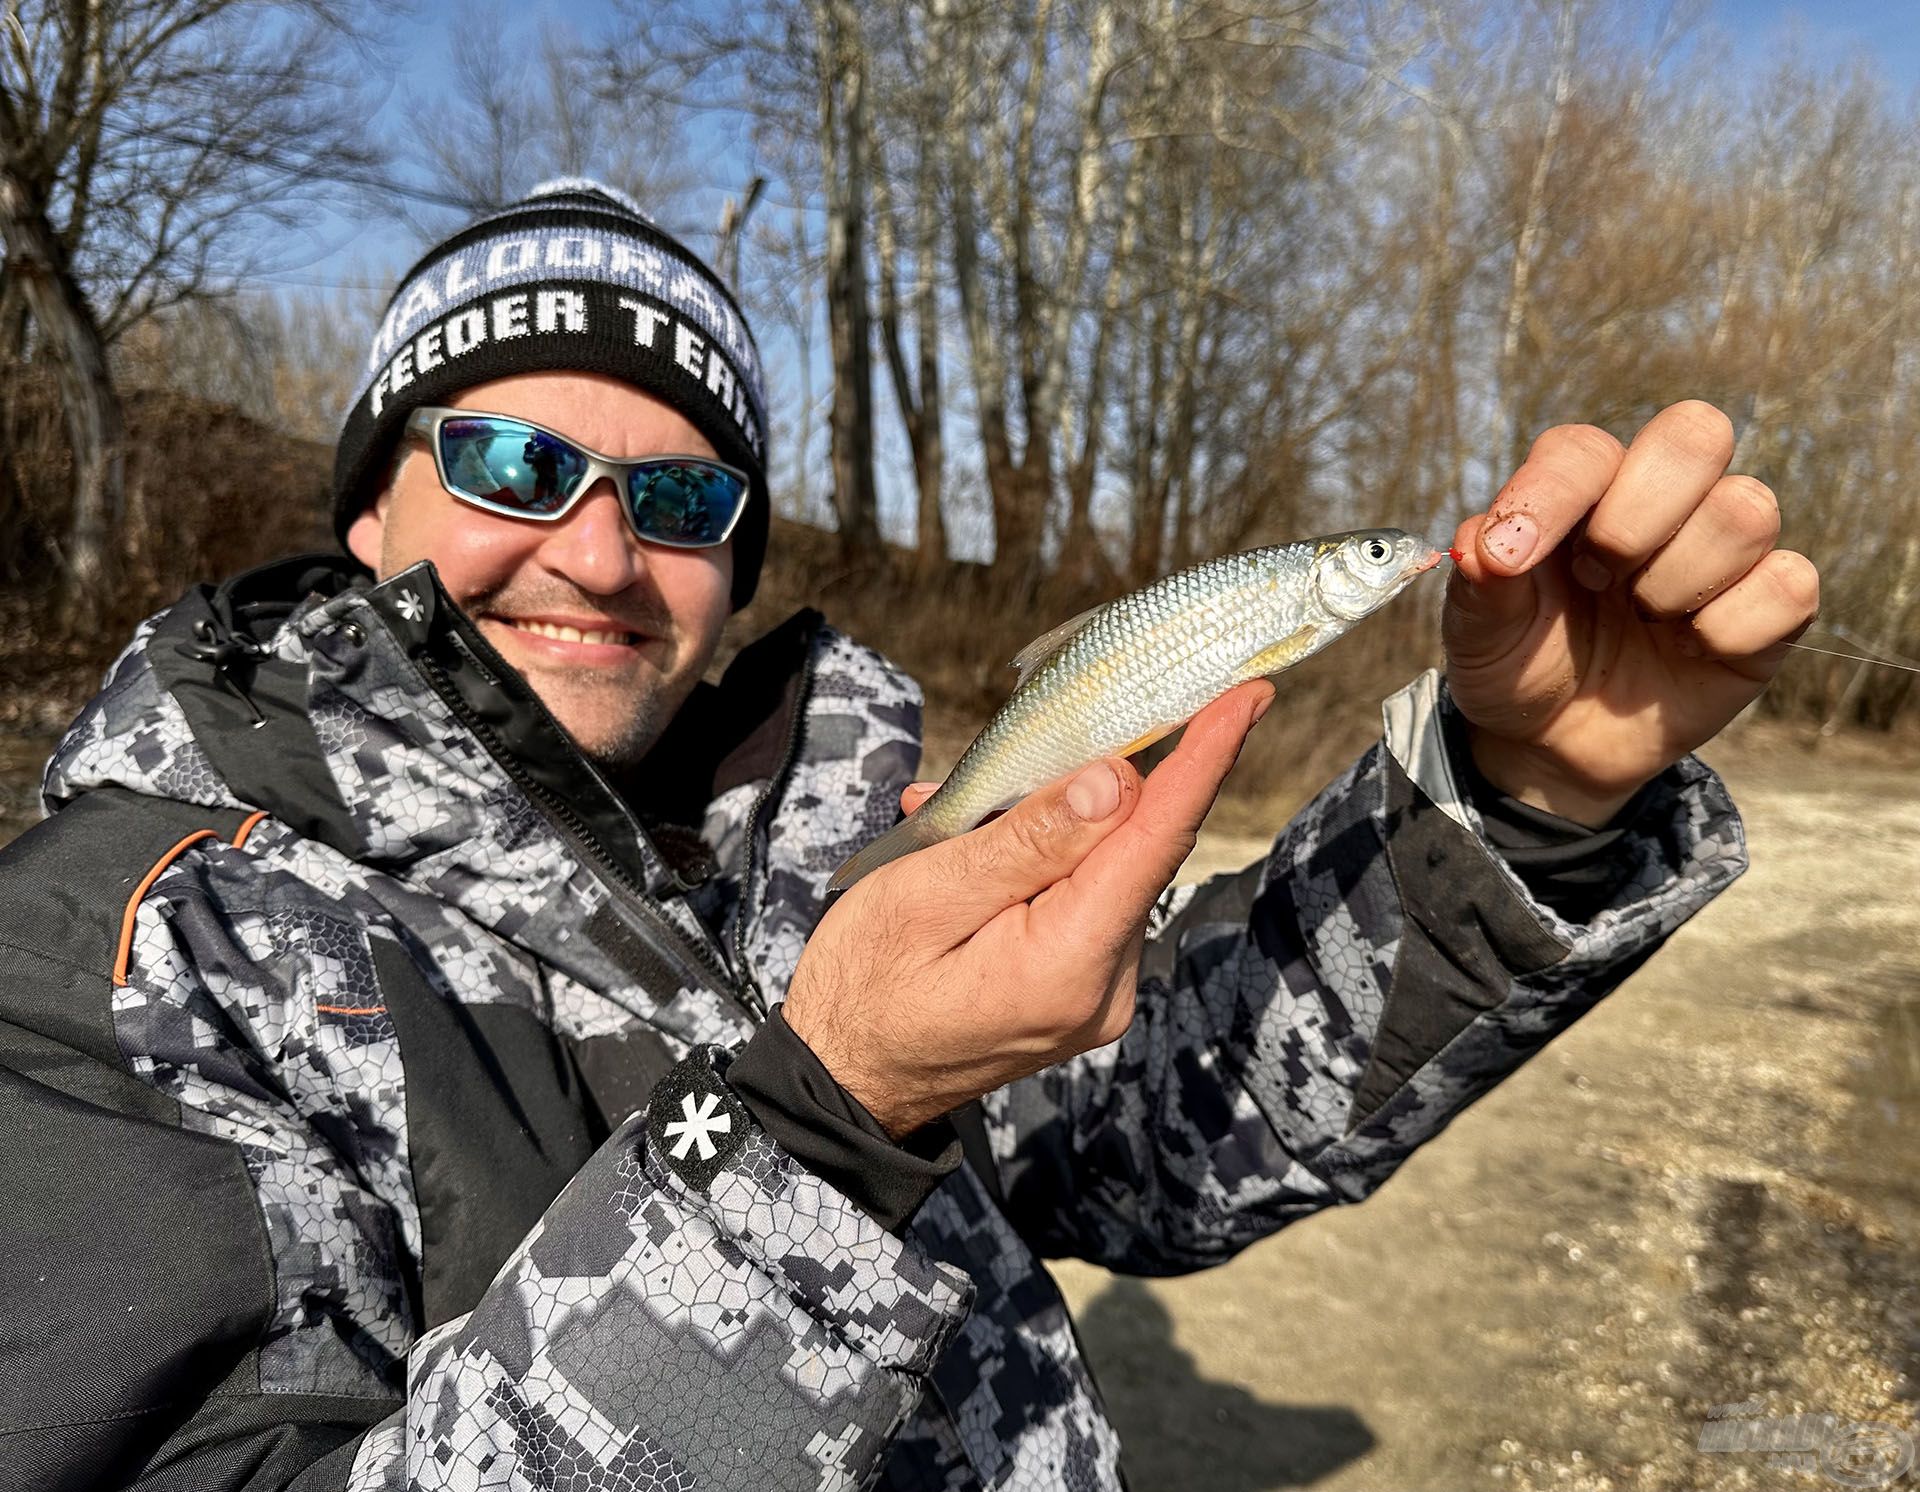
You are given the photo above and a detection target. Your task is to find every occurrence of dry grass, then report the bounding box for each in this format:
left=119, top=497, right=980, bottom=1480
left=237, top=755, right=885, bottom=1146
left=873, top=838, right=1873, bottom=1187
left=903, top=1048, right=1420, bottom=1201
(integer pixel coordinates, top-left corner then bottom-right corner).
left=0, top=376, right=334, bottom=732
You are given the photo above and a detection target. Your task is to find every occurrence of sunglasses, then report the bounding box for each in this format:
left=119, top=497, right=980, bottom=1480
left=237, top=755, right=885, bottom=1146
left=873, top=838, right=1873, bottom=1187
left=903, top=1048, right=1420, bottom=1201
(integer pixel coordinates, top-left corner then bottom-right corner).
left=402, top=407, right=751, bottom=549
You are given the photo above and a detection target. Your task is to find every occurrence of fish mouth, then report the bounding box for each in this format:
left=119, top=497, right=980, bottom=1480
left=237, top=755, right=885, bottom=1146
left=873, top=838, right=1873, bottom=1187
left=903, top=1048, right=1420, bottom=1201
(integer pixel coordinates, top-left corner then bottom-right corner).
left=1366, top=546, right=1448, bottom=613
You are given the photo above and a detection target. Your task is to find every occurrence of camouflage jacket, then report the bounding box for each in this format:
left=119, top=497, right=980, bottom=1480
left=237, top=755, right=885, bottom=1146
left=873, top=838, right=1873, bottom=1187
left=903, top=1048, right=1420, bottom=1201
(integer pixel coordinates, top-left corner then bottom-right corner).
left=0, top=554, right=1747, bottom=1491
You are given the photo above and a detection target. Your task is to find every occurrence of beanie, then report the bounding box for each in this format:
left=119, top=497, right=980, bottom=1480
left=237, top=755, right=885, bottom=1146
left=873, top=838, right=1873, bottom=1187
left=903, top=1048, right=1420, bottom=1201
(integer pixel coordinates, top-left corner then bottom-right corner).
left=331, top=179, right=771, bottom=609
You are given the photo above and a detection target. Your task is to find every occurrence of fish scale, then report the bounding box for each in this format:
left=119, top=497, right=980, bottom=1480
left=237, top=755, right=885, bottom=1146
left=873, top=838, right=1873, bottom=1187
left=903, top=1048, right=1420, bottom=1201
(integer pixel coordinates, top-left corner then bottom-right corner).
left=828, top=529, right=1444, bottom=892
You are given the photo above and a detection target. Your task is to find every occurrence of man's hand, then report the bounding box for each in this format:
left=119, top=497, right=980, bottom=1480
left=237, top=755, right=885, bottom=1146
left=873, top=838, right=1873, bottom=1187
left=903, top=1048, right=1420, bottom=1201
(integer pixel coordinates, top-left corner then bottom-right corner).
left=782, top=681, right=1273, bottom=1138
left=1445, top=400, right=1820, bottom=827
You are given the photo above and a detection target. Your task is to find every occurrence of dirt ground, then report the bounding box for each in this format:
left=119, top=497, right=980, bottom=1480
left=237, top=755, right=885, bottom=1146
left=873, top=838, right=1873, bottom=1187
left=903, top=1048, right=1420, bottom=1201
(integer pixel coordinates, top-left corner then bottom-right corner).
left=1050, top=725, right=1920, bottom=1491
left=5, top=708, right=1915, bottom=1492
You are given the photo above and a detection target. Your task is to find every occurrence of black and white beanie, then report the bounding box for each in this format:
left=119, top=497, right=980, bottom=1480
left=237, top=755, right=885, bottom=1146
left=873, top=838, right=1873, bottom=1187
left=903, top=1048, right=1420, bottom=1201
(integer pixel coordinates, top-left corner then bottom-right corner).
left=331, top=179, right=771, bottom=609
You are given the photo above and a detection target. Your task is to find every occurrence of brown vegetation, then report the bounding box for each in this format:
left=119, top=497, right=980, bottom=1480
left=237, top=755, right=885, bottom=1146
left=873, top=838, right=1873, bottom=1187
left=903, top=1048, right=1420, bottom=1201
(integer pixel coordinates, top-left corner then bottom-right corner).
left=0, top=375, right=331, bottom=731
left=0, top=0, right=377, bottom=613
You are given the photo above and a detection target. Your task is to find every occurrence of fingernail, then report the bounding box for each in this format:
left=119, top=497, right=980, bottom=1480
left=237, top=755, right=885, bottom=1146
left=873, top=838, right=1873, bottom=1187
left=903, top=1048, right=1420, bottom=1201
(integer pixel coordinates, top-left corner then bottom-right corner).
left=1251, top=691, right=1275, bottom=725
left=1481, top=513, right=1538, bottom=568
left=1067, top=760, right=1122, bottom=821
left=1572, top=552, right=1613, bottom=591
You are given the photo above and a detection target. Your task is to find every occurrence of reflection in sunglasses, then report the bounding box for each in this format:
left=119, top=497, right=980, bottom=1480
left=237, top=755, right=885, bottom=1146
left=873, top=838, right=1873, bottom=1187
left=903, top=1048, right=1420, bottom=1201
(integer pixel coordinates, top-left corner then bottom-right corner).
left=427, top=412, right=748, bottom=544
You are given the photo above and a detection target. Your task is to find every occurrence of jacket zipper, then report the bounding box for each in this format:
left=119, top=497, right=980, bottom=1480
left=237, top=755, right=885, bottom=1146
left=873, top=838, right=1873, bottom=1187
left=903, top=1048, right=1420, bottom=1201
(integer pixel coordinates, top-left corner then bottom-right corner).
left=730, top=633, right=819, bottom=1018
left=415, top=646, right=751, bottom=1016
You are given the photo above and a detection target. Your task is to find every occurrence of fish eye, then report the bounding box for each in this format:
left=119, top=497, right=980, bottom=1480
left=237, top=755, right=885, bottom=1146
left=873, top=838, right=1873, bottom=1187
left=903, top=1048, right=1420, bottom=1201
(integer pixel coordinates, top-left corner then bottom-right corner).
left=1363, top=538, right=1390, bottom=563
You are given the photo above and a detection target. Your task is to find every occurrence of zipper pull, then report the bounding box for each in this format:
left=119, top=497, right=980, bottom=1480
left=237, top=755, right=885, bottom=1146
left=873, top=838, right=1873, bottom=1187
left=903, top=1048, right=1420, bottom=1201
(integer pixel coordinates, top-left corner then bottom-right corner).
left=737, top=969, right=768, bottom=1021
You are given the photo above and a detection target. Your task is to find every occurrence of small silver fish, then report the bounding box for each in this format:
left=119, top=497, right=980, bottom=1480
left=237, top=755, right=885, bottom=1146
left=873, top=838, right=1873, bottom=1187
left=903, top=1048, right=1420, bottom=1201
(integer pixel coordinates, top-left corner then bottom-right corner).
left=828, top=528, right=1445, bottom=891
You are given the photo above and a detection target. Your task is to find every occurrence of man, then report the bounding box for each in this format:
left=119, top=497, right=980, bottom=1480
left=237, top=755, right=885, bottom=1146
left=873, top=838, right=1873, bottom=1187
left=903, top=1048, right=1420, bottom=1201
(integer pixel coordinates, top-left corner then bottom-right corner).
left=0, top=180, right=1815, bottom=1490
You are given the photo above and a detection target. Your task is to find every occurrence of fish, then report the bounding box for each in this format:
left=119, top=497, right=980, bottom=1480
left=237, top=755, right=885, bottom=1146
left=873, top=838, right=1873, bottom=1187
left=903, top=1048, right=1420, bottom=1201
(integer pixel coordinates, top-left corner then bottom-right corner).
left=827, top=528, right=1450, bottom=892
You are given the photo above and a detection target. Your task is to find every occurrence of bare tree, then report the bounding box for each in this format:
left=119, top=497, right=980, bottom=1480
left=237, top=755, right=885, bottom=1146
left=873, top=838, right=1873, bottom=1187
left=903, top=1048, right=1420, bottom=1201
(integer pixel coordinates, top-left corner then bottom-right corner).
left=0, top=0, right=379, bottom=612
left=872, top=127, right=945, bottom=569
left=810, top=0, right=880, bottom=553
left=606, top=0, right=889, bottom=552
left=114, top=276, right=388, bottom=444
left=596, top=0, right=1920, bottom=729
left=415, top=18, right=694, bottom=227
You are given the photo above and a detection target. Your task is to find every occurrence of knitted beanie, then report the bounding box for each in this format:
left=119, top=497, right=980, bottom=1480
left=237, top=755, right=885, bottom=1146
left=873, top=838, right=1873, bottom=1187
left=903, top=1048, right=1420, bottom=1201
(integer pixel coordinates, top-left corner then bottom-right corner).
left=331, top=179, right=771, bottom=609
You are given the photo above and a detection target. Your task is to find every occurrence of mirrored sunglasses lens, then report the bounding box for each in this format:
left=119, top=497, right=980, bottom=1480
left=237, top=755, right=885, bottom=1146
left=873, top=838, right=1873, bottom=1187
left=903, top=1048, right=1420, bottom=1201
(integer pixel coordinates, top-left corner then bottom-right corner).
left=440, top=419, right=587, bottom=514
left=627, top=463, right=746, bottom=545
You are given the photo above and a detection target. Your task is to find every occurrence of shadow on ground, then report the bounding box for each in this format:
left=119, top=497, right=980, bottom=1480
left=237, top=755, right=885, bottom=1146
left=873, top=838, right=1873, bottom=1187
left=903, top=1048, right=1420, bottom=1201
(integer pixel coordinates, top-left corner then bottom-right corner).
left=1074, top=1277, right=1373, bottom=1489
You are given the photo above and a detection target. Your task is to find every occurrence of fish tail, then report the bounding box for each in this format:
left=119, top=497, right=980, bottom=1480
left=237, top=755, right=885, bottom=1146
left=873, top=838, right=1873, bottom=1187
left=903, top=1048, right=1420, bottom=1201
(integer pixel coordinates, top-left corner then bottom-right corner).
left=827, top=811, right=949, bottom=893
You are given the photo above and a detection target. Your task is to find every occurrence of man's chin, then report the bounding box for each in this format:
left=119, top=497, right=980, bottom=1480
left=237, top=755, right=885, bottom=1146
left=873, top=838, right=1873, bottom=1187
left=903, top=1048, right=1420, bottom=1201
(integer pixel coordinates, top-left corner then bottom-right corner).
left=468, top=616, right=718, bottom=771
left=539, top=694, right=669, bottom=768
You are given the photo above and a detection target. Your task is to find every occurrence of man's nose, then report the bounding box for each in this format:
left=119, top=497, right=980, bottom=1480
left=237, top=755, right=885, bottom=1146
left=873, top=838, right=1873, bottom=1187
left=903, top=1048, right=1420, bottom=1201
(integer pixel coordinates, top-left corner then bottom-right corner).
left=535, top=480, right=644, bottom=594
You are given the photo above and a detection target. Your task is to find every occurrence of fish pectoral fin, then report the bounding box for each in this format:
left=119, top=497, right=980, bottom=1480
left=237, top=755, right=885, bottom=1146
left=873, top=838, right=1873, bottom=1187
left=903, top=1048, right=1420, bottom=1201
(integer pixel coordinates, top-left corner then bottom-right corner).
left=1237, top=624, right=1324, bottom=680
left=1010, top=603, right=1105, bottom=685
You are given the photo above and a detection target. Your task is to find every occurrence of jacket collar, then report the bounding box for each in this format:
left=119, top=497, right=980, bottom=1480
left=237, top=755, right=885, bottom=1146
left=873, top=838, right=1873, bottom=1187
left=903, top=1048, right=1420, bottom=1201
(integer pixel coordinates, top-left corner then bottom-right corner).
left=48, top=550, right=821, bottom=920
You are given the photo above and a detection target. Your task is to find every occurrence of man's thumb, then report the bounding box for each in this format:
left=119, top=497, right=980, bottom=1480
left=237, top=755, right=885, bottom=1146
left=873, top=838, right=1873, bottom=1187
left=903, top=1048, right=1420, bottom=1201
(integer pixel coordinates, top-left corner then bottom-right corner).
left=1444, top=513, right=1541, bottom=650
left=916, top=758, right=1140, bottom=940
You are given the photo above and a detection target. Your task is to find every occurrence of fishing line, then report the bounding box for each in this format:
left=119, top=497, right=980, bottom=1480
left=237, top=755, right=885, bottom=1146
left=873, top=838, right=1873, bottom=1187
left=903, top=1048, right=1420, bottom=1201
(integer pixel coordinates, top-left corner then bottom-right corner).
left=1779, top=639, right=1920, bottom=675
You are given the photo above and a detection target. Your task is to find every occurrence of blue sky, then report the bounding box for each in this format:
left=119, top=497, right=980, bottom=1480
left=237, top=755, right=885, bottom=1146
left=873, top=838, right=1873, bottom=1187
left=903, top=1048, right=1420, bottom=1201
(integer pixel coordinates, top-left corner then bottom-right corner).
left=1717, top=0, right=1920, bottom=86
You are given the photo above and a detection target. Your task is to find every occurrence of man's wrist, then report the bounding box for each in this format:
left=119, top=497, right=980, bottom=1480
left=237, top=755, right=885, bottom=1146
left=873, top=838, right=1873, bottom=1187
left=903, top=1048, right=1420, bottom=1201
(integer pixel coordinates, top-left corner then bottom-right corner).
left=781, top=995, right=924, bottom=1140
left=728, top=1006, right=962, bottom=1229
left=1466, top=727, right=1646, bottom=830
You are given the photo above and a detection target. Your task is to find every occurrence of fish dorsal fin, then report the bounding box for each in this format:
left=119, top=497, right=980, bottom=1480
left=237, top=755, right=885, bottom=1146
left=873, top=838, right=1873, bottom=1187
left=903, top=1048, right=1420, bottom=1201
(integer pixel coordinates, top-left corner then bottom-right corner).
left=1009, top=604, right=1104, bottom=685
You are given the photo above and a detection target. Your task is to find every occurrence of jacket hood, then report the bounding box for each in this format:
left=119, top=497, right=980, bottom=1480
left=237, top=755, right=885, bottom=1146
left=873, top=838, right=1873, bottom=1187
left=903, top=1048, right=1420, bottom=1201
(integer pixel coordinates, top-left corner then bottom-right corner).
left=45, top=555, right=363, bottom=829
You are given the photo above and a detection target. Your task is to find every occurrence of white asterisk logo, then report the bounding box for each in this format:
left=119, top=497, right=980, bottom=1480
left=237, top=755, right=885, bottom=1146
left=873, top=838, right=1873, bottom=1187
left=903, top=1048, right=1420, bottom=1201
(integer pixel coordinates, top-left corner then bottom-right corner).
left=395, top=589, right=424, bottom=622
left=663, top=1091, right=733, bottom=1161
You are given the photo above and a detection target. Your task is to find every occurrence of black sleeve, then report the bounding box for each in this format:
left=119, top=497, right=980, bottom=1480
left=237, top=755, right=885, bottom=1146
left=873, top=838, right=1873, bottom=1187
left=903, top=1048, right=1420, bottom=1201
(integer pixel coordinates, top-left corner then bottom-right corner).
left=1444, top=712, right=1662, bottom=923
left=727, top=1004, right=962, bottom=1230
left=0, top=1064, right=388, bottom=1491
left=0, top=792, right=393, bottom=1489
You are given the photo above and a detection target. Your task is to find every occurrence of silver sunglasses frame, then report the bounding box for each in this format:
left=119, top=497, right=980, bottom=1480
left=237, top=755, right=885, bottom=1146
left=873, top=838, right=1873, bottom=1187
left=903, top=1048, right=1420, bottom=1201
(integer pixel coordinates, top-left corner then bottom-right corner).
left=402, top=406, right=751, bottom=549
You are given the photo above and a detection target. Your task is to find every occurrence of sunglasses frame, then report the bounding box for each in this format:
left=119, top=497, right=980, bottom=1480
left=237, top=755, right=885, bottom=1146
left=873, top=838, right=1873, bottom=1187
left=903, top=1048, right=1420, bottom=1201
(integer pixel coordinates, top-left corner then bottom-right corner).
left=402, top=406, right=752, bottom=550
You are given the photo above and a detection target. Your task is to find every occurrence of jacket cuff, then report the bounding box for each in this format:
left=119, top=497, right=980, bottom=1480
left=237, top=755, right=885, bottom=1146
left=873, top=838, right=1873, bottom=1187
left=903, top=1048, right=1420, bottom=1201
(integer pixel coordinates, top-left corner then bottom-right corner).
left=727, top=1005, right=962, bottom=1231
left=1436, top=692, right=1658, bottom=924
left=402, top=1051, right=975, bottom=1490
left=1341, top=670, right=1748, bottom=1142
left=644, top=1045, right=974, bottom=1373
left=1380, top=668, right=1746, bottom=938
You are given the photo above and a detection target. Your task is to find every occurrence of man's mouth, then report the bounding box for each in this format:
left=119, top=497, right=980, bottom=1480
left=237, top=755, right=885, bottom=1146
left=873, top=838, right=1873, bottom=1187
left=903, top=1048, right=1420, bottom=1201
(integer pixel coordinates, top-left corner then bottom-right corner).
left=507, top=618, right=640, bottom=646
left=482, top=613, right=652, bottom=652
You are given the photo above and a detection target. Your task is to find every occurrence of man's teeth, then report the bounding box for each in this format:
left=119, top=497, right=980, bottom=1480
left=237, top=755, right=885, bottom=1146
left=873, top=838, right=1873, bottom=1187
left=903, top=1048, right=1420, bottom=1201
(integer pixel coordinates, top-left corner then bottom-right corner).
left=510, top=620, right=637, bottom=646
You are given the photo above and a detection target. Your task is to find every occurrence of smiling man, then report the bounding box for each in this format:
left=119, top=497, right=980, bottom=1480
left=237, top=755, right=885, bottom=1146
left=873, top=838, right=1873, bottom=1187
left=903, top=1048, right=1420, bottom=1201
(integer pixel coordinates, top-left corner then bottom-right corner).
left=0, top=180, right=1815, bottom=1491
left=356, top=381, right=740, bottom=767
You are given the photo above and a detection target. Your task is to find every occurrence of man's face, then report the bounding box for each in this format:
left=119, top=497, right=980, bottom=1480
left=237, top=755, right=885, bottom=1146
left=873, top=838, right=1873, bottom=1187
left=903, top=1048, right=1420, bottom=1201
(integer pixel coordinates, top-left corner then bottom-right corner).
left=346, top=371, right=734, bottom=767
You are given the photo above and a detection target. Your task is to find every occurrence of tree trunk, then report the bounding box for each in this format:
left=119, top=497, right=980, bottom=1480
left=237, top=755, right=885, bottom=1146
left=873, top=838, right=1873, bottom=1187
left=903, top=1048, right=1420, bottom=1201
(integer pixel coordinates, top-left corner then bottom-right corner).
left=0, top=174, right=125, bottom=615
left=874, top=124, right=948, bottom=574
left=0, top=271, right=30, bottom=362
left=813, top=0, right=880, bottom=556
left=948, top=116, right=1024, bottom=575
left=1492, top=0, right=1575, bottom=479
left=1127, top=296, right=1169, bottom=583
